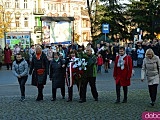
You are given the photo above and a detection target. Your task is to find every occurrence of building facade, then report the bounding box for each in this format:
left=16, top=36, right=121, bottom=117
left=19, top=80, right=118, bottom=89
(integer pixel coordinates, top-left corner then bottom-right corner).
left=0, top=0, right=91, bottom=48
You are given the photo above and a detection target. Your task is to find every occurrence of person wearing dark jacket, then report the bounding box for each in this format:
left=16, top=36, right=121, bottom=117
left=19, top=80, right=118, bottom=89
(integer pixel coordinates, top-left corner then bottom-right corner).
left=12, top=53, right=28, bottom=101
left=29, top=45, right=48, bottom=101
left=79, top=47, right=98, bottom=103
left=49, top=52, right=66, bottom=101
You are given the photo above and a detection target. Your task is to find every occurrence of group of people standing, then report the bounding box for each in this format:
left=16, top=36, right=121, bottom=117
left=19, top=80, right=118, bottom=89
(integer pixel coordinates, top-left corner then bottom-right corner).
left=12, top=44, right=98, bottom=103
left=4, top=40, right=160, bottom=106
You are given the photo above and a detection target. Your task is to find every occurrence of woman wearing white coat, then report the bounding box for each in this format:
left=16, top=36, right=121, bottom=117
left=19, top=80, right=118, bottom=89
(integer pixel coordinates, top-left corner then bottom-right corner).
left=141, top=48, right=160, bottom=106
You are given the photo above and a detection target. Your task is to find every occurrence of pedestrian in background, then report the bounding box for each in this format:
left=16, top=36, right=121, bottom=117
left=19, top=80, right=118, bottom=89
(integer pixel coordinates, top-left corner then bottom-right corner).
left=0, top=45, right=3, bottom=69
left=29, top=45, right=48, bottom=101
left=97, top=53, right=103, bottom=73
left=12, top=53, right=28, bottom=101
left=137, top=45, right=145, bottom=68
left=49, top=52, right=66, bottom=101
left=4, top=44, right=12, bottom=70
left=29, top=45, right=35, bottom=64
left=47, top=46, right=53, bottom=68
left=113, top=46, right=133, bottom=103
left=141, top=48, right=160, bottom=106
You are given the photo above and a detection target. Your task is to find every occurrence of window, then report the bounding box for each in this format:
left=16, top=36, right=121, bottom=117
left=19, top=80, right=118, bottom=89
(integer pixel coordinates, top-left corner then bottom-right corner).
left=15, top=17, right=20, bottom=27
left=24, top=0, right=27, bottom=9
left=15, top=0, right=19, bottom=8
left=62, top=4, right=66, bottom=11
left=54, top=4, right=57, bottom=11
left=34, top=1, right=36, bottom=9
left=24, top=17, right=28, bottom=27
left=51, top=4, right=53, bottom=10
left=48, top=4, right=50, bottom=10
left=5, top=2, right=10, bottom=8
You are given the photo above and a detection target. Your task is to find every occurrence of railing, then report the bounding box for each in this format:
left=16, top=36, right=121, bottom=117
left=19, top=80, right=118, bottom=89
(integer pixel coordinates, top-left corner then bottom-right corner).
left=33, top=8, right=45, bottom=15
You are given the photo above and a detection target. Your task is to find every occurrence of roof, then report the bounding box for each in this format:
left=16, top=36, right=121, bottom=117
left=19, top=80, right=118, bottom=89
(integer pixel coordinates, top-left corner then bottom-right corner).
left=40, top=16, right=75, bottom=22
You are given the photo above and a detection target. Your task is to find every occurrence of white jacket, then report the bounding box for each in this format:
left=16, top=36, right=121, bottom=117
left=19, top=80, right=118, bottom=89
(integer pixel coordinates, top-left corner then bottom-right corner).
left=141, top=55, right=160, bottom=85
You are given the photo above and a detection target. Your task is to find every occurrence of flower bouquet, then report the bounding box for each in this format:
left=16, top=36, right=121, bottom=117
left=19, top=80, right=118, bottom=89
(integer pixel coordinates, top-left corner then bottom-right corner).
left=66, top=58, right=87, bottom=87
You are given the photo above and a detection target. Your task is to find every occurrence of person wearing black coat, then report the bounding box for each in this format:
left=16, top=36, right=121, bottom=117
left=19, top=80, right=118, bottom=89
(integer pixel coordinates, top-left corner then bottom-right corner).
left=49, top=52, right=66, bottom=101
left=29, top=45, right=48, bottom=101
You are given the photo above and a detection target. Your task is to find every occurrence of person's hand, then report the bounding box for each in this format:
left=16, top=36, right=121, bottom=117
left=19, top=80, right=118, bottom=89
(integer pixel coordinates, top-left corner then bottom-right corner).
left=62, top=64, right=65, bottom=68
left=141, top=79, right=144, bottom=82
left=18, top=75, right=21, bottom=78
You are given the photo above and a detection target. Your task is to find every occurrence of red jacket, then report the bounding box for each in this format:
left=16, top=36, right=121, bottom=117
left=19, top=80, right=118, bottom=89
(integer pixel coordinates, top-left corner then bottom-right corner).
left=113, top=55, right=132, bottom=86
left=4, top=48, right=12, bottom=63
left=97, top=57, right=103, bottom=65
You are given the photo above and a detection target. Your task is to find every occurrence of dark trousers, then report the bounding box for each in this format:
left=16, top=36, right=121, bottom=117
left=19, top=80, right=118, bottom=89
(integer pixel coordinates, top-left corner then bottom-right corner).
left=148, top=84, right=158, bottom=102
left=37, top=84, right=44, bottom=99
left=0, top=62, right=2, bottom=68
left=52, top=87, right=65, bottom=99
left=116, top=83, right=128, bottom=101
left=97, top=65, right=102, bottom=72
left=68, top=83, right=83, bottom=100
left=18, top=76, right=28, bottom=97
left=6, top=63, right=12, bottom=70
left=81, top=77, right=98, bottom=101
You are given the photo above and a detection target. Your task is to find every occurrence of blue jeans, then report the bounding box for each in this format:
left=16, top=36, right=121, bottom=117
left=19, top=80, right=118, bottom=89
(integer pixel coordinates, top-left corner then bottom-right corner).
left=18, top=76, right=28, bottom=97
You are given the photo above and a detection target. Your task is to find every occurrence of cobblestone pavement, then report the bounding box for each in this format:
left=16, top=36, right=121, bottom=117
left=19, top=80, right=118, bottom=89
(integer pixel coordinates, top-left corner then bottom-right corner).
left=0, top=90, right=160, bottom=120
left=0, top=65, right=160, bottom=120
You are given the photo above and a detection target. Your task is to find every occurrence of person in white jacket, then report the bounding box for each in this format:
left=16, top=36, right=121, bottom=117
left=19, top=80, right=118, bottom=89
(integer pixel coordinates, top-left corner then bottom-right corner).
left=141, top=48, right=160, bottom=106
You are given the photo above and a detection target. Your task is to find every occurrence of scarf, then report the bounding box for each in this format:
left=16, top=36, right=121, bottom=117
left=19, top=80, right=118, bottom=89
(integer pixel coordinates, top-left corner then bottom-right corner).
left=117, top=53, right=127, bottom=70
left=54, top=58, right=59, bottom=62
left=36, top=52, right=42, bottom=60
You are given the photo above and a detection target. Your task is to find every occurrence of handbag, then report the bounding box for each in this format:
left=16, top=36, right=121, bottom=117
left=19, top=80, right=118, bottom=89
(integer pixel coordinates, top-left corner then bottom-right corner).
left=37, top=69, right=45, bottom=75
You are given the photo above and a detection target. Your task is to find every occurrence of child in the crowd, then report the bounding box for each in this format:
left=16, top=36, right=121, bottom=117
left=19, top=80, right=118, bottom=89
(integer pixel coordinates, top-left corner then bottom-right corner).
left=97, top=53, right=103, bottom=73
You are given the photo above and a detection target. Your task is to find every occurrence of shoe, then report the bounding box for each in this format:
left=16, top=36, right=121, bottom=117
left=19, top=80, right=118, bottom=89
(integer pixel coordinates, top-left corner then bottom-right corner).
left=51, top=98, right=56, bottom=101
left=150, top=101, right=155, bottom=106
left=95, top=98, right=98, bottom=101
left=36, top=96, right=43, bottom=101
left=122, top=100, right=127, bottom=103
left=115, top=100, right=120, bottom=103
left=19, top=98, right=25, bottom=102
left=62, top=96, right=65, bottom=99
left=19, top=96, right=25, bottom=102
left=66, top=99, right=72, bottom=102
left=79, top=99, right=86, bottom=103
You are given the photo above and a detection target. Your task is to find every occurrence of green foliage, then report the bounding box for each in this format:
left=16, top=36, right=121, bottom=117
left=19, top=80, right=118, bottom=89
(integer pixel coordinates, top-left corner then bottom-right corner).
left=93, top=0, right=160, bottom=41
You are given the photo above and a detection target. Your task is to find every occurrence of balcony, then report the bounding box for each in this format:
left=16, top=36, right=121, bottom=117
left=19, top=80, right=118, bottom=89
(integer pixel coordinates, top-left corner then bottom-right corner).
left=33, top=8, right=45, bottom=15
left=34, top=26, right=42, bottom=33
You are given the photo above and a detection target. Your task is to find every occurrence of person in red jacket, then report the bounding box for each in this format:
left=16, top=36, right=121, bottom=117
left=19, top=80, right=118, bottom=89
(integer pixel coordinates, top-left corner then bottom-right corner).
left=113, top=46, right=132, bottom=103
left=97, top=53, right=103, bottom=73
left=4, top=44, right=12, bottom=70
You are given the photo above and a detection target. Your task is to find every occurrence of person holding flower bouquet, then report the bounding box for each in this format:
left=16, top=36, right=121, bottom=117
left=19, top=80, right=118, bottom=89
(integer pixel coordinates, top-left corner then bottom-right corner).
left=79, top=47, right=98, bottom=103
left=65, top=50, right=85, bottom=102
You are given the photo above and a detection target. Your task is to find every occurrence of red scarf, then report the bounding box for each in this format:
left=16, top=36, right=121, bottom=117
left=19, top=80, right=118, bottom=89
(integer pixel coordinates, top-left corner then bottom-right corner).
left=36, top=52, right=42, bottom=60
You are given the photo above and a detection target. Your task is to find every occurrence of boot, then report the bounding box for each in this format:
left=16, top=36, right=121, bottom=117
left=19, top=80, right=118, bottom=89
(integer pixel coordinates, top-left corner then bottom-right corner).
left=67, top=87, right=72, bottom=102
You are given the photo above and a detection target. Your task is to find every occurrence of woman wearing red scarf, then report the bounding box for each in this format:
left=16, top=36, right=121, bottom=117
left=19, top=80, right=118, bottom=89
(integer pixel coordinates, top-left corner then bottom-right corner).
left=29, top=45, right=48, bottom=101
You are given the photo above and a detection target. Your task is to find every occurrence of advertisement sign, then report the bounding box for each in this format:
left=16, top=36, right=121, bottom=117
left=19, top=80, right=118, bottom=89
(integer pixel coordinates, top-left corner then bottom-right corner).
left=42, top=21, right=72, bottom=44
left=5, top=31, right=31, bottom=49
